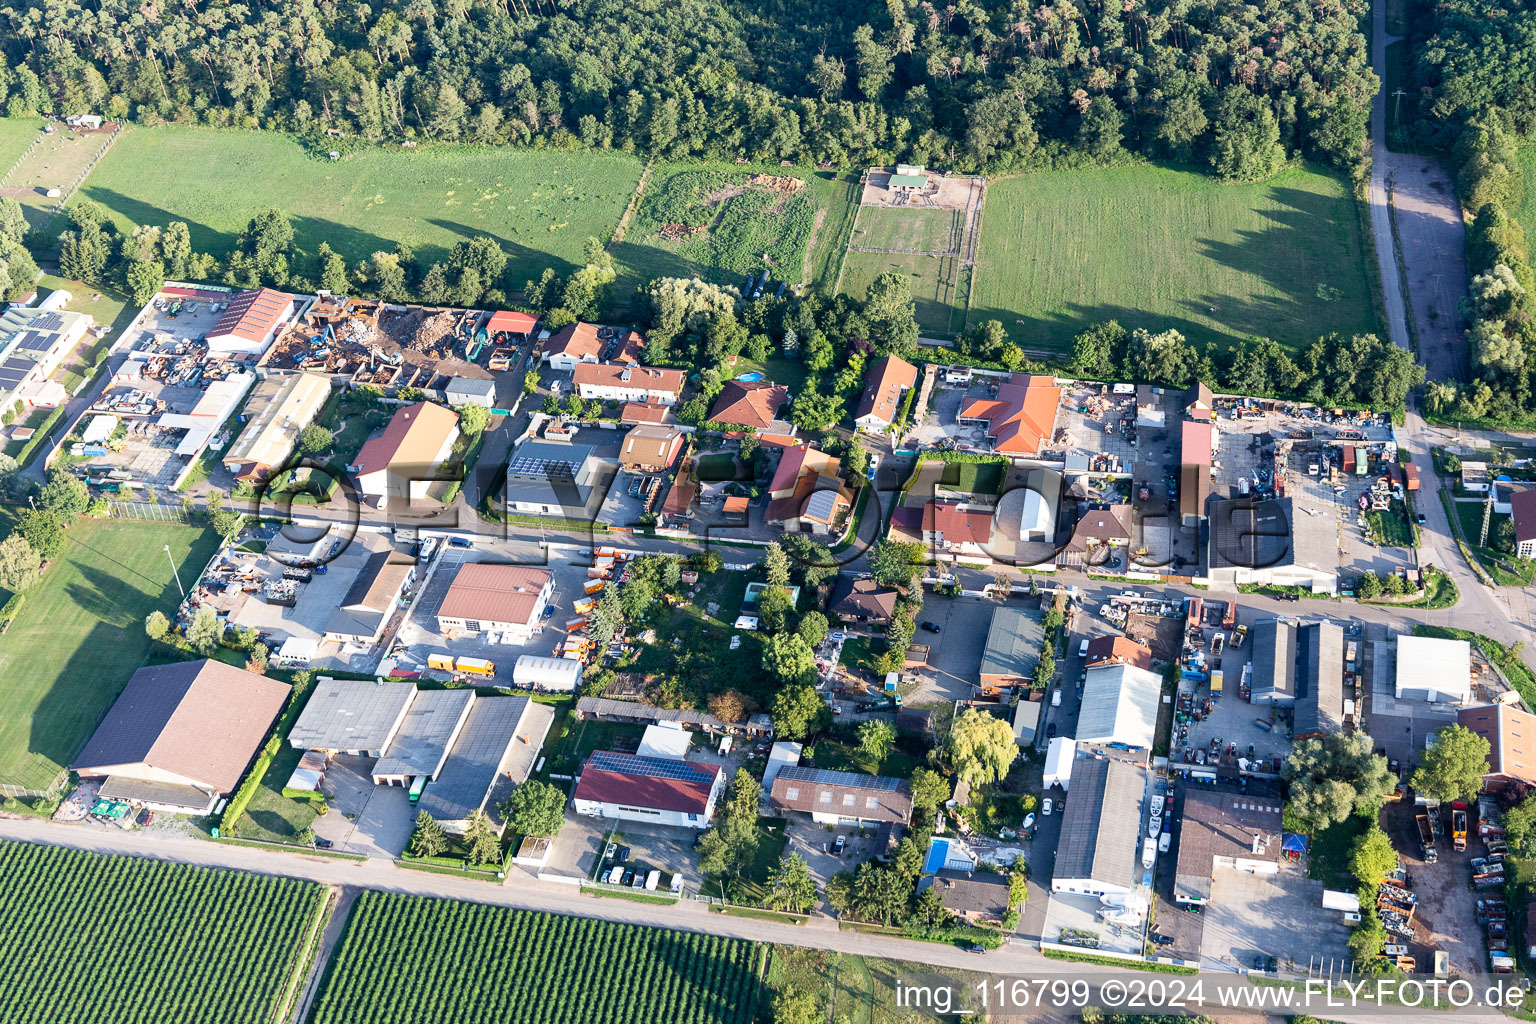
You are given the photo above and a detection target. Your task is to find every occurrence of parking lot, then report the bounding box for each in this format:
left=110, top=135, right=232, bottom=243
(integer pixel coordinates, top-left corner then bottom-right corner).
left=393, top=542, right=594, bottom=683
left=903, top=591, right=996, bottom=703
left=1199, top=863, right=1350, bottom=972
left=1285, top=447, right=1417, bottom=581
left=1175, top=632, right=1293, bottom=771
left=539, top=813, right=706, bottom=893
left=1382, top=798, right=1486, bottom=975
left=783, top=814, right=888, bottom=909
left=313, top=755, right=416, bottom=858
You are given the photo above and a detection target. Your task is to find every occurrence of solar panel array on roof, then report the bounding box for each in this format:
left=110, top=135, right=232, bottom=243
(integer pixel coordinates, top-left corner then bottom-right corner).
left=30, top=313, right=63, bottom=331
left=803, top=489, right=841, bottom=522
left=508, top=453, right=580, bottom=478
left=588, top=750, right=708, bottom=781
left=774, top=765, right=906, bottom=791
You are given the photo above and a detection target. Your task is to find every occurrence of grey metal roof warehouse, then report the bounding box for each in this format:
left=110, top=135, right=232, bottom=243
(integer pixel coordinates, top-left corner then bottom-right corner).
left=1053, top=756, right=1144, bottom=893
left=978, top=606, right=1043, bottom=682
left=417, top=696, right=556, bottom=828
left=1250, top=619, right=1296, bottom=701
left=371, top=688, right=475, bottom=779
left=1294, top=621, right=1346, bottom=737
left=287, top=678, right=417, bottom=754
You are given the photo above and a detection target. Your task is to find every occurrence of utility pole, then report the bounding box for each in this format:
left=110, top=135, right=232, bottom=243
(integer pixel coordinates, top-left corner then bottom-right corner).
left=163, top=544, right=184, bottom=598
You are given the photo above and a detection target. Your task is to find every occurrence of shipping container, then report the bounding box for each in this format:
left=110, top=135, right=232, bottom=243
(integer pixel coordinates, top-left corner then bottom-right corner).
left=427, top=654, right=454, bottom=672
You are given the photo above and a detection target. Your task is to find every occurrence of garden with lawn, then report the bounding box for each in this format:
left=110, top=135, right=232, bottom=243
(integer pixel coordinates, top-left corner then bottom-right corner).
left=0, top=515, right=220, bottom=793
left=969, top=163, right=1379, bottom=353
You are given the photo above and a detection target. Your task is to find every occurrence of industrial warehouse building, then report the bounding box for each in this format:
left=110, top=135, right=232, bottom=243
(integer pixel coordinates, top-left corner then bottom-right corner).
left=512, top=655, right=581, bottom=692
left=1051, top=757, right=1145, bottom=897
left=72, top=660, right=290, bottom=813
left=222, top=371, right=332, bottom=481
left=416, top=696, right=555, bottom=834
left=436, top=564, right=552, bottom=644
left=769, top=766, right=913, bottom=825
left=287, top=678, right=417, bottom=757
left=572, top=750, right=725, bottom=828
left=351, top=401, right=460, bottom=506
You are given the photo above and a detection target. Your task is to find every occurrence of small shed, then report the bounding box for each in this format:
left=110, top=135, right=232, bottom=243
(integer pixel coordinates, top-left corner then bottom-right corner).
left=82, top=415, right=118, bottom=445
left=512, top=655, right=581, bottom=692
left=638, top=723, right=693, bottom=760
left=272, top=637, right=319, bottom=668
left=445, top=376, right=496, bottom=409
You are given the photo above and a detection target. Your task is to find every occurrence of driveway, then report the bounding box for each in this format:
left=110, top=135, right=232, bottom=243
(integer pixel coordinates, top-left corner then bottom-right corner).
left=909, top=592, right=995, bottom=702
left=782, top=814, right=876, bottom=901
left=315, top=755, right=415, bottom=859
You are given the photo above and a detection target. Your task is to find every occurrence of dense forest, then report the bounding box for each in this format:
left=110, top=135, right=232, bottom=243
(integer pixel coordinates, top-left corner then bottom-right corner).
left=0, top=0, right=1374, bottom=179
left=1398, top=0, right=1536, bottom=424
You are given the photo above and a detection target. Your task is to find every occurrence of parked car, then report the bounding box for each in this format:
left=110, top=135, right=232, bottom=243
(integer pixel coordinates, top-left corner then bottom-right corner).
left=1416, top=512, right=1427, bottom=524
left=135, top=809, right=155, bottom=827
left=920, top=621, right=941, bottom=633
left=542, top=606, right=556, bottom=619
left=1152, top=933, right=1175, bottom=946
left=314, top=837, right=334, bottom=850
left=833, top=835, right=846, bottom=854
left=604, top=842, right=617, bottom=860
left=1159, top=831, right=1172, bottom=853
left=448, top=536, right=473, bottom=548
left=622, top=869, right=636, bottom=886
left=1047, top=723, right=1057, bottom=738
left=964, top=944, right=988, bottom=955
left=617, top=846, right=631, bottom=862
left=1042, top=798, right=1054, bottom=816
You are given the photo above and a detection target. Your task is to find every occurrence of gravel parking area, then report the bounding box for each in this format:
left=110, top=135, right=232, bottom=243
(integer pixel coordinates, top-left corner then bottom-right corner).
left=1199, top=863, right=1349, bottom=972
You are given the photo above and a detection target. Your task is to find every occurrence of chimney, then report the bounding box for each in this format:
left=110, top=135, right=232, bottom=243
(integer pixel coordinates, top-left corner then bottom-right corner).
left=1251, top=832, right=1262, bottom=854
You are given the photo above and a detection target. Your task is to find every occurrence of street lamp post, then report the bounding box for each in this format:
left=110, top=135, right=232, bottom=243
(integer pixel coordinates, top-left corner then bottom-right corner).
left=164, top=544, right=184, bottom=598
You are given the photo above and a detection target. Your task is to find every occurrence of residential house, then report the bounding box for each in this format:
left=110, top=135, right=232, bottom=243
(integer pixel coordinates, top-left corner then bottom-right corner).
left=618, top=426, right=684, bottom=474
left=766, top=446, right=850, bottom=534
left=572, top=750, right=725, bottom=828
left=957, top=374, right=1060, bottom=456
left=1512, top=488, right=1536, bottom=560
left=922, top=870, right=1012, bottom=925
left=72, top=660, right=290, bottom=814
left=1059, top=503, right=1133, bottom=566
left=708, top=380, right=793, bottom=436
left=978, top=606, right=1044, bottom=693
left=1075, top=662, right=1162, bottom=749
left=1183, top=382, right=1214, bottom=418
left=1173, top=789, right=1282, bottom=905
left=853, top=354, right=918, bottom=432
left=417, top=696, right=556, bottom=834
left=769, top=766, right=912, bottom=825
left=352, top=402, right=460, bottom=507
left=573, top=362, right=684, bottom=405
left=444, top=376, right=496, bottom=409
left=1461, top=461, right=1490, bottom=493
left=1051, top=757, right=1145, bottom=896
left=621, top=400, right=675, bottom=426
left=543, top=322, right=638, bottom=372
left=1084, top=636, right=1152, bottom=673
left=222, top=371, right=331, bottom=481
left=920, top=500, right=994, bottom=555
left=204, top=287, right=295, bottom=356
left=435, top=564, right=553, bottom=643
left=1493, top=480, right=1532, bottom=516
left=828, top=576, right=899, bottom=626
left=1458, top=702, right=1536, bottom=793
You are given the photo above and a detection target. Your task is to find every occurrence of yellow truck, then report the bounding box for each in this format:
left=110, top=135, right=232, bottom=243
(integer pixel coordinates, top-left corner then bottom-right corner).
left=455, top=657, right=495, bottom=679
left=427, top=653, right=455, bottom=672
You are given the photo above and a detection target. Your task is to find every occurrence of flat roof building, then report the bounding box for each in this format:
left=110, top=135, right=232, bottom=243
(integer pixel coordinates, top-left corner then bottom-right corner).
left=323, top=549, right=415, bottom=645
left=978, top=606, right=1044, bottom=693
left=1173, top=789, right=1282, bottom=904
left=1395, top=635, right=1472, bottom=704
left=0, top=304, right=93, bottom=409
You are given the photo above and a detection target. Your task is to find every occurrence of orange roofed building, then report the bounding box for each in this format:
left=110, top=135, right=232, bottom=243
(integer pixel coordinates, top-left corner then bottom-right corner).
left=957, top=374, right=1060, bottom=456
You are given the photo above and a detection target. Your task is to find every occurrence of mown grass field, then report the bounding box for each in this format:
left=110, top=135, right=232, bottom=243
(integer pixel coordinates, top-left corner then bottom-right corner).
left=609, top=161, right=858, bottom=317
left=848, top=205, right=962, bottom=252
left=0, top=117, right=41, bottom=173
left=0, top=514, right=220, bottom=790
left=0, top=842, right=324, bottom=1024
left=4, top=124, right=115, bottom=227
left=969, top=164, right=1379, bottom=353
left=839, top=250, right=969, bottom=334
left=76, top=126, right=643, bottom=285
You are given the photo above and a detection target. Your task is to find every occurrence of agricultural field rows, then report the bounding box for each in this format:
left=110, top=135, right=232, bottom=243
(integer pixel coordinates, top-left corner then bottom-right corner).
left=0, top=842, right=323, bottom=1024
left=969, top=164, right=1379, bottom=354
left=311, top=891, right=765, bottom=1024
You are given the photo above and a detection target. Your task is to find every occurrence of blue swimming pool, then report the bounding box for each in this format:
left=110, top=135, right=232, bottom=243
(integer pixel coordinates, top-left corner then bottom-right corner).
left=923, top=838, right=950, bottom=875
left=734, top=371, right=764, bottom=383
